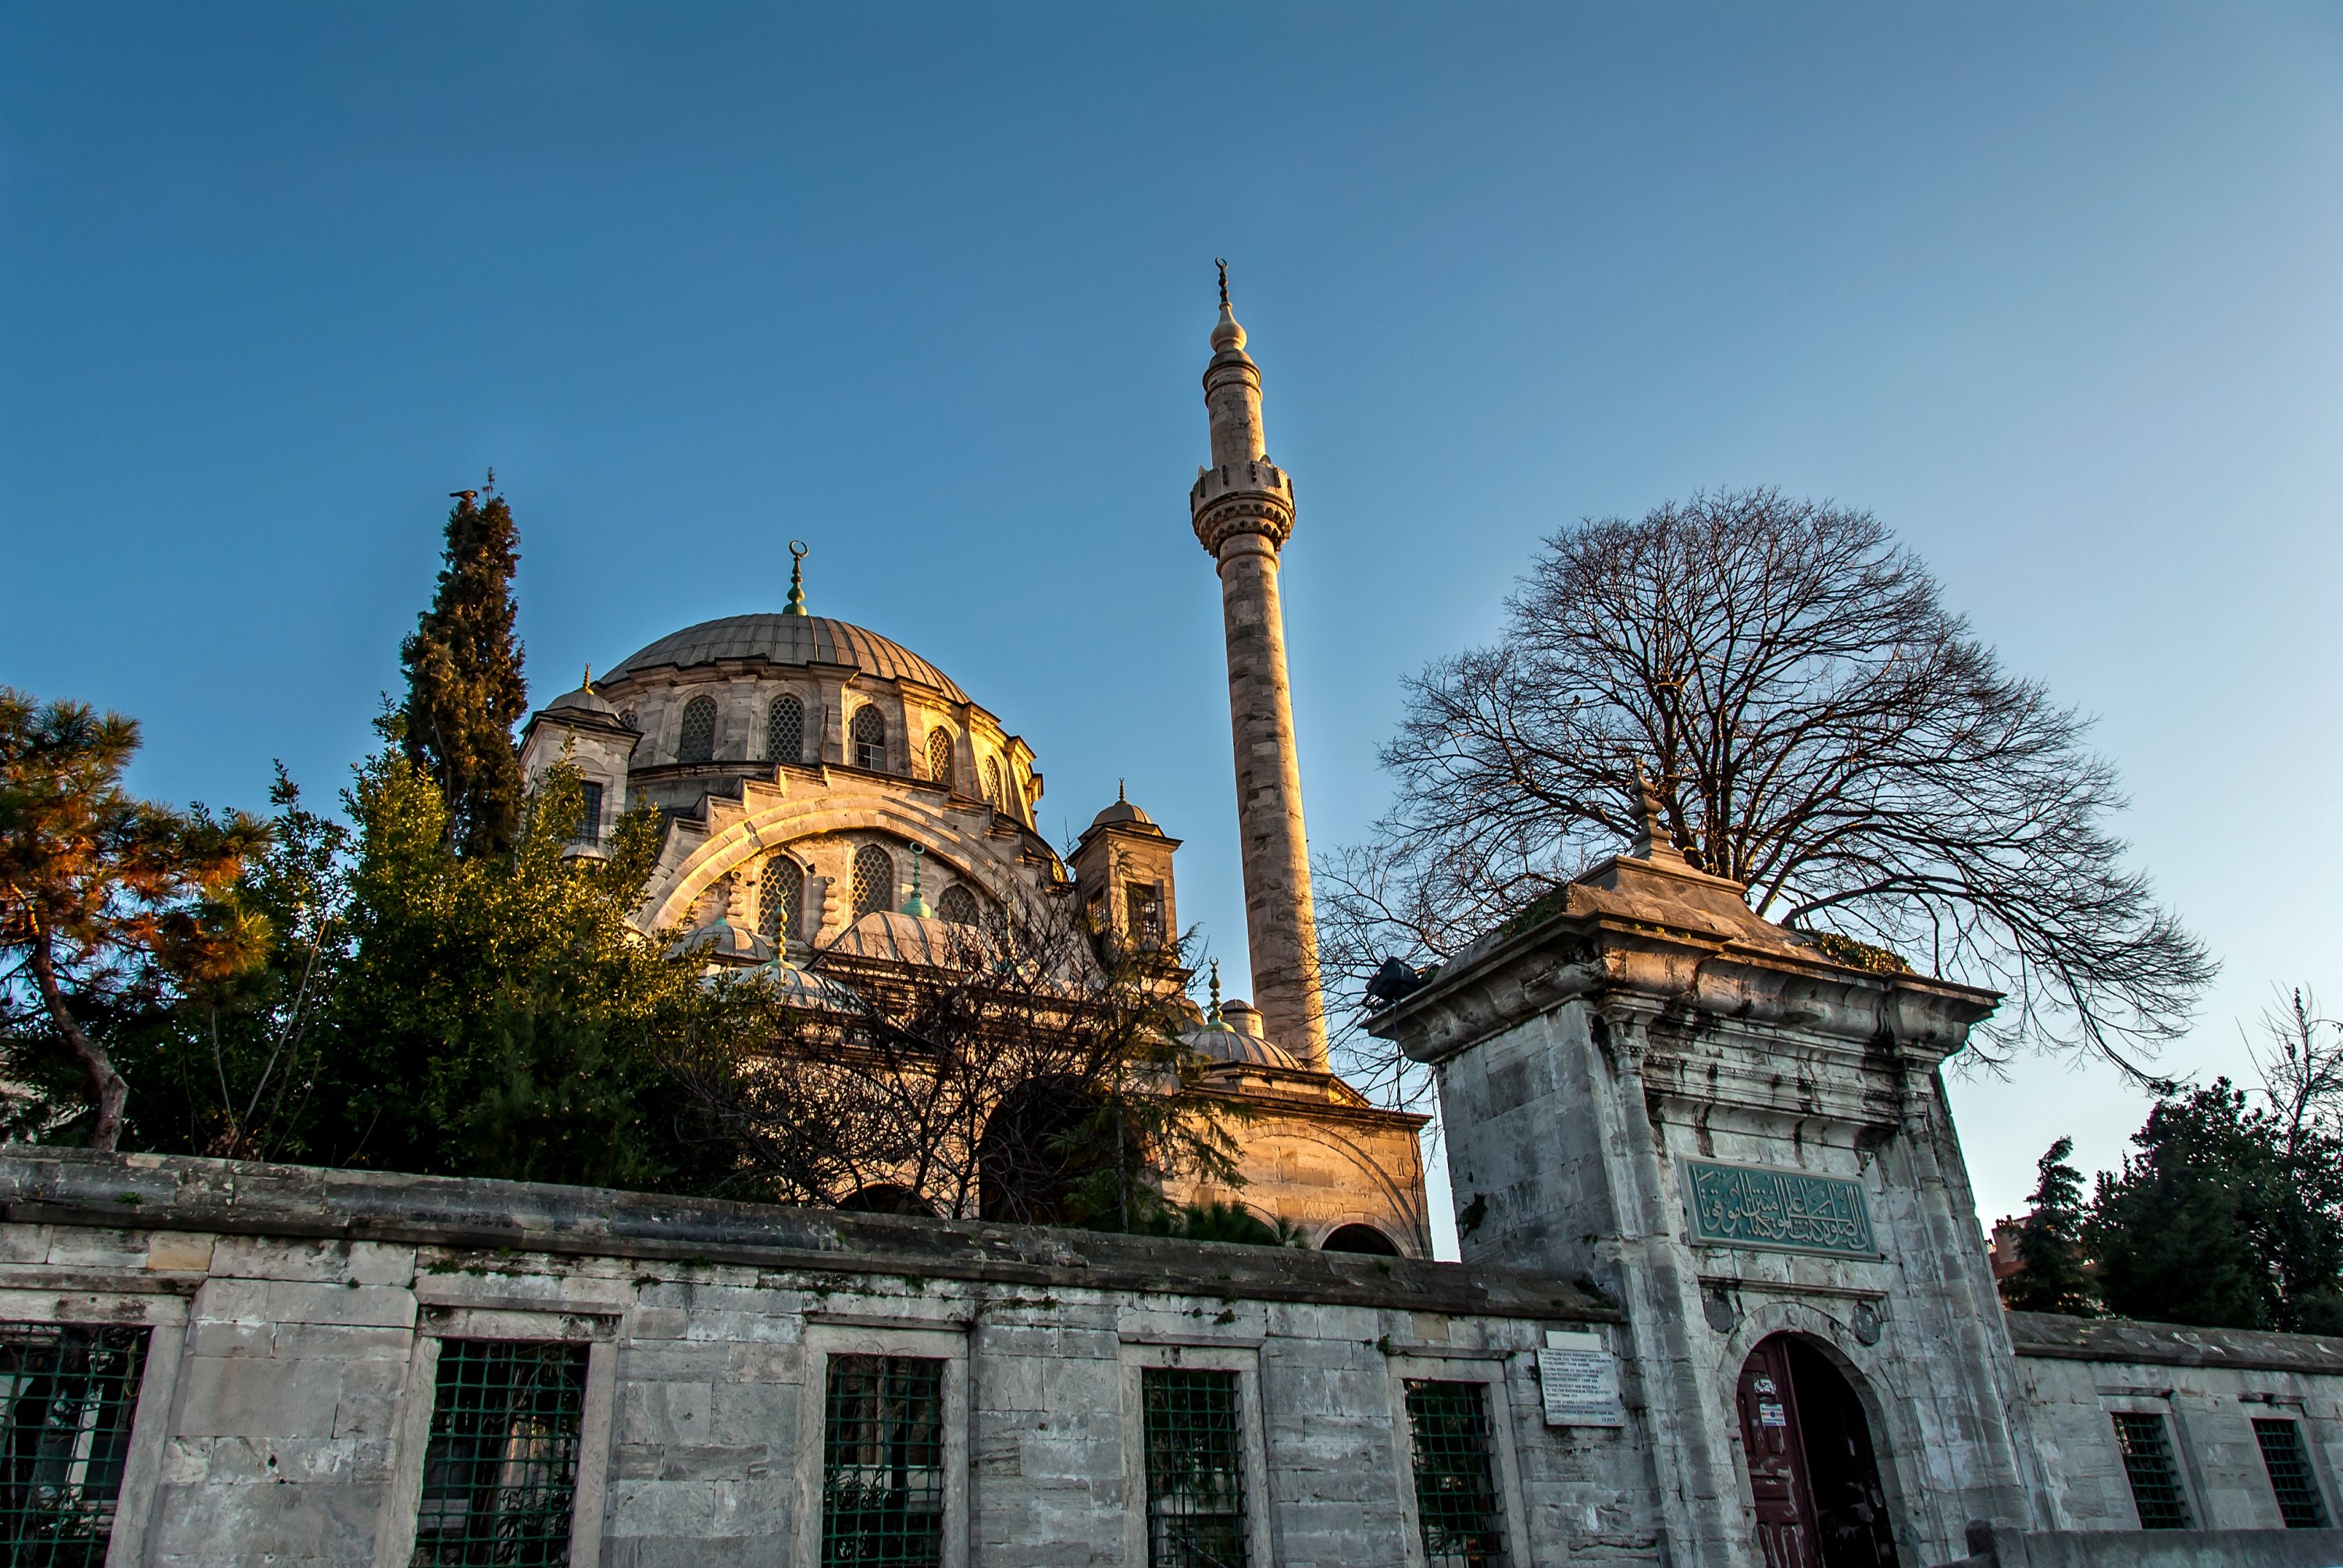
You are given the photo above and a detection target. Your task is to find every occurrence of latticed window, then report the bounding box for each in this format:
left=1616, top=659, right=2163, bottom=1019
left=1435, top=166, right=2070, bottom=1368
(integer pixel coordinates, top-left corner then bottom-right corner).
left=761, top=856, right=807, bottom=946
left=851, top=705, right=887, bottom=772
left=410, top=1340, right=588, bottom=1566
left=982, top=758, right=1004, bottom=813
left=677, top=696, right=719, bottom=764
left=1125, top=882, right=1164, bottom=948
left=1405, top=1381, right=1507, bottom=1568
left=0, top=1321, right=148, bottom=1564
left=2253, top=1418, right=2329, bottom=1529
left=851, top=844, right=895, bottom=921
left=926, top=729, right=954, bottom=789
left=769, top=694, right=805, bottom=764
left=821, top=1355, right=944, bottom=1568
left=2111, top=1411, right=2191, bottom=1530
left=568, top=781, right=604, bottom=846
left=1142, top=1368, right=1248, bottom=1568
left=936, top=885, right=978, bottom=926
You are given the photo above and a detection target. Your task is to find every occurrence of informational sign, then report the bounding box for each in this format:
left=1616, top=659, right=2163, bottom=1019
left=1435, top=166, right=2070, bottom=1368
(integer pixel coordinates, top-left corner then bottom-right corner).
left=1537, top=1330, right=1625, bottom=1428
left=1682, top=1159, right=1878, bottom=1258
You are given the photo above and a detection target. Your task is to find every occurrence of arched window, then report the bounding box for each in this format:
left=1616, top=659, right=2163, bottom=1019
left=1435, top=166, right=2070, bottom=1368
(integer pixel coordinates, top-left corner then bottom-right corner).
left=850, top=705, right=887, bottom=771
left=936, top=885, right=979, bottom=926
left=851, top=843, right=894, bottom=920
left=759, top=855, right=806, bottom=946
left=677, top=696, right=718, bottom=764
left=767, top=694, right=804, bottom=764
left=983, top=757, right=1004, bottom=813
left=927, top=728, right=955, bottom=789
left=1321, top=1224, right=1401, bottom=1256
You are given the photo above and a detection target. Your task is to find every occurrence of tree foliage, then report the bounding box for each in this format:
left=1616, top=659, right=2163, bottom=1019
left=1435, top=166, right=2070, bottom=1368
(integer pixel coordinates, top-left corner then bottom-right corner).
left=399, top=483, right=527, bottom=859
left=1322, top=489, right=2213, bottom=1092
left=0, top=689, right=265, bottom=1151
left=668, top=893, right=1246, bottom=1231
left=1999, top=1137, right=2095, bottom=1317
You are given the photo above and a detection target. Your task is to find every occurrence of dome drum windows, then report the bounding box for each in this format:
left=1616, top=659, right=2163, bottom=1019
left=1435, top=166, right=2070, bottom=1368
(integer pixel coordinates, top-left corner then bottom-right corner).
left=982, top=758, right=1004, bottom=814
left=768, top=695, right=805, bottom=765
left=851, top=705, right=888, bottom=772
left=677, top=696, right=719, bottom=764
left=936, top=884, right=979, bottom=926
left=927, top=729, right=955, bottom=791
left=760, top=855, right=808, bottom=947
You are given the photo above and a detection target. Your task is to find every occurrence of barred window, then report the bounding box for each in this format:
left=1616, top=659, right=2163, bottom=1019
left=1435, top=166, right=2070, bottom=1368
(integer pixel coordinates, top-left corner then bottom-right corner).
left=677, top=696, right=719, bottom=764
left=410, top=1339, right=589, bottom=1566
left=851, top=844, right=895, bottom=921
left=2253, top=1418, right=2330, bottom=1529
left=2111, top=1411, right=2191, bottom=1530
left=936, top=885, right=979, bottom=926
left=1142, top=1367, right=1248, bottom=1568
left=822, top=1355, right=945, bottom=1568
left=569, top=780, right=604, bottom=846
left=761, top=857, right=807, bottom=946
left=1405, top=1381, right=1507, bottom=1568
left=851, top=705, right=887, bottom=772
left=0, top=1321, right=148, bottom=1562
left=769, top=695, right=805, bottom=764
left=1125, top=882, right=1164, bottom=948
left=927, top=729, right=954, bottom=790
left=983, top=758, right=1004, bottom=813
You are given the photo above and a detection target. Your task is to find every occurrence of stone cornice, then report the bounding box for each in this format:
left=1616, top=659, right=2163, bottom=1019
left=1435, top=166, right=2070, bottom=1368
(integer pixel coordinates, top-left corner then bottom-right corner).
left=1368, top=856, right=1998, bottom=1069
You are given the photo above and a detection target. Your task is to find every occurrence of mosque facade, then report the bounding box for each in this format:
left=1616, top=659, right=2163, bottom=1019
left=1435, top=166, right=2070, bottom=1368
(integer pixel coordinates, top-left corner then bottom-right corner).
left=9, top=287, right=2341, bottom=1567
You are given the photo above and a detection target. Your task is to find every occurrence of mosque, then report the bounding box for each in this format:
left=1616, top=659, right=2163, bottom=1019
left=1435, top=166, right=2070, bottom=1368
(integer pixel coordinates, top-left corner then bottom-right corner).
left=511, top=266, right=1430, bottom=1256
left=9, top=279, right=2341, bottom=1568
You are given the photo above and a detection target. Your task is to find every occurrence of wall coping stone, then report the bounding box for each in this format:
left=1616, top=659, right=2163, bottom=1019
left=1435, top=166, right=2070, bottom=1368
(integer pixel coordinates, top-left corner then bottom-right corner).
left=2004, top=1309, right=2343, bottom=1375
left=0, top=1150, right=1612, bottom=1322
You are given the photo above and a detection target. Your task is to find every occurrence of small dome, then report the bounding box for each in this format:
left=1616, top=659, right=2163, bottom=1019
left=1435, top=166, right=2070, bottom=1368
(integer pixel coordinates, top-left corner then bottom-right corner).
left=824, top=910, right=984, bottom=969
left=543, top=685, right=620, bottom=720
left=754, top=960, right=866, bottom=1014
left=670, top=915, right=775, bottom=966
left=603, top=615, right=969, bottom=705
left=1183, top=1024, right=1299, bottom=1071
left=1089, top=799, right=1155, bottom=830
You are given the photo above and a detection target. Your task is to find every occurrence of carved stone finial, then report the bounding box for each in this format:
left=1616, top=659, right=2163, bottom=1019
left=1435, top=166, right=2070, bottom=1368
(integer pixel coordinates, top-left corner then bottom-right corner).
left=1629, top=764, right=1687, bottom=865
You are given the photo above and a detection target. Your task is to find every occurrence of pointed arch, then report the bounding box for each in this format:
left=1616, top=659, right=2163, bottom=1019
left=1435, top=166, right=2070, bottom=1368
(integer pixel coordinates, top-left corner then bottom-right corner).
left=759, top=853, right=807, bottom=945
left=927, top=728, right=955, bottom=790
left=983, top=757, right=1004, bottom=812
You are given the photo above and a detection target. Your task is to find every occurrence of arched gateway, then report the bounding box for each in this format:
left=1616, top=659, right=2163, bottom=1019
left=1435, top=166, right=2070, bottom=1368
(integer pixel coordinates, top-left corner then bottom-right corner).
left=1737, top=1333, right=1898, bottom=1568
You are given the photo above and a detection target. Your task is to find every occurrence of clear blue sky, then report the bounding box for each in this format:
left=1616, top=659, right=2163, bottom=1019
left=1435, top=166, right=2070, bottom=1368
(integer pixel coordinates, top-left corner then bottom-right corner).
left=5, top=5, right=2340, bottom=1238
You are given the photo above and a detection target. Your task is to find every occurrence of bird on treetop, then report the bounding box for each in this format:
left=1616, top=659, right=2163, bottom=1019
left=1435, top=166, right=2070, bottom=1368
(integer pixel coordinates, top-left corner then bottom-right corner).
left=449, top=490, right=478, bottom=504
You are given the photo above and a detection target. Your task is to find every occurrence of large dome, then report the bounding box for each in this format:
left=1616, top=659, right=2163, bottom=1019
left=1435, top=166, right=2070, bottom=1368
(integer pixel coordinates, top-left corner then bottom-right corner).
left=603, top=615, right=969, bottom=704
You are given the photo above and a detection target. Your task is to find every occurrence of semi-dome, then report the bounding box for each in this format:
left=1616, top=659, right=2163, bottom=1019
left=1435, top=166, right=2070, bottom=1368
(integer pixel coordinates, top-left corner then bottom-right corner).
left=603, top=615, right=969, bottom=705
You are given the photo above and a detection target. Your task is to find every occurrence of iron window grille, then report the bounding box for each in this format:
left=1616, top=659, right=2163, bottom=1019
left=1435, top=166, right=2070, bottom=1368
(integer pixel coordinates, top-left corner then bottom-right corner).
left=851, top=707, right=887, bottom=772
left=2110, top=1411, right=2191, bottom=1530
left=0, top=1322, right=148, bottom=1566
left=677, top=697, right=719, bottom=765
left=1124, top=883, right=1164, bottom=949
left=2252, top=1418, right=2330, bottom=1529
left=821, top=1354, right=946, bottom=1567
left=568, top=781, right=603, bottom=846
left=926, top=729, right=954, bottom=789
left=769, top=695, right=805, bottom=764
left=936, top=885, right=979, bottom=927
left=761, top=857, right=806, bottom=946
left=1141, top=1368, right=1249, bottom=1568
left=982, top=759, right=1004, bottom=813
left=409, top=1339, right=590, bottom=1566
left=851, top=845, right=895, bottom=921
left=1404, top=1380, right=1507, bottom=1568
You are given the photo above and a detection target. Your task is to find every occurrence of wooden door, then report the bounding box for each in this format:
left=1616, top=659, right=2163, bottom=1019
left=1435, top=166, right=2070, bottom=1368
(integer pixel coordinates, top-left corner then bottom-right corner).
left=1737, top=1337, right=1821, bottom=1568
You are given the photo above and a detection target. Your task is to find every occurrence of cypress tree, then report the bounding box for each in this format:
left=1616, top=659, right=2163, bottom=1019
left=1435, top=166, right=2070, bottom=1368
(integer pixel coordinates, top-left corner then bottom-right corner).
left=2001, top=1137, right=2096, bottom=1316
left=399, top=483, right=527, bottom=857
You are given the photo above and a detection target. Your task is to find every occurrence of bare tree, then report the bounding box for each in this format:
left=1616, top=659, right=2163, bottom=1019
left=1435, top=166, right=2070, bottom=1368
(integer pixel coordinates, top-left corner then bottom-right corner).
left=2247, top=987, right=2343, bottom=1158
left=1321, top=489, right=2213, bottom=1091
left=668, top=886, right=1245, bottom=1228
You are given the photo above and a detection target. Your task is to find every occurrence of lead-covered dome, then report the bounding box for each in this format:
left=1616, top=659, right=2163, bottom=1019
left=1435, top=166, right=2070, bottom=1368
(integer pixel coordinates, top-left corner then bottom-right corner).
left=604, top=615, right=969, bottom=704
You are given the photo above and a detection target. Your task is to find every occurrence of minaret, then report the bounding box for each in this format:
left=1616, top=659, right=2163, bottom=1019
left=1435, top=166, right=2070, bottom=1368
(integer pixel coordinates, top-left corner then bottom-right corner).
left=1189, top=263, right=1328, bottom=1069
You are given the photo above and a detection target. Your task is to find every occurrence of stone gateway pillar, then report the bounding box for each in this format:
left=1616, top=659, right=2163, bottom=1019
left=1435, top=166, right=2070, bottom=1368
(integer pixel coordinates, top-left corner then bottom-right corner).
left=1190, top=270, right=1328, bottom=1069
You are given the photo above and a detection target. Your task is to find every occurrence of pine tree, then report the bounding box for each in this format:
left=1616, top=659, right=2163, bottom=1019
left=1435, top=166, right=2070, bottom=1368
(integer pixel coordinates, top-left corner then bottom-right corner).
left=399, top=483, right=527, bottom=857
left=2001, top=1137, right=2097, bottom=1316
